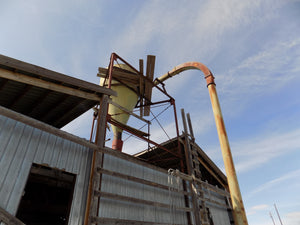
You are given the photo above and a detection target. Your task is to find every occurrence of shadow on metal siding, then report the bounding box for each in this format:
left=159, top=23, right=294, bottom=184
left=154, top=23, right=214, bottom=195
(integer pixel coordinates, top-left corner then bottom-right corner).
left=99, top=154, right=188, bottom=224
left=204, top=189, right=231, bottom=225
left=209, top=207, right=231, bottom=225
left=0, top=115, right=92, bottom=225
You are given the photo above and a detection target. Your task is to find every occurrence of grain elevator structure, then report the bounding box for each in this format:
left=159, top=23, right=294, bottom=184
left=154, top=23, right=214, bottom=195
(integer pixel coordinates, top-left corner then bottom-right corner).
left=0, top=53, right=245, bottom=225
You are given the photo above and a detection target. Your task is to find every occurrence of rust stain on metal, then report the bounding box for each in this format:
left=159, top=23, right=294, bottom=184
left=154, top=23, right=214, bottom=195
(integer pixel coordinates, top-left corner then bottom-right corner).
left=156, top=61, right=214, bottom=85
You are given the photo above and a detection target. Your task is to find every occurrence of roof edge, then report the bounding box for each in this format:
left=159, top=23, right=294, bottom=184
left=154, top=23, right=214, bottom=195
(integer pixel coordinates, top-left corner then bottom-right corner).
left=0, top=54, right=117, bottom=97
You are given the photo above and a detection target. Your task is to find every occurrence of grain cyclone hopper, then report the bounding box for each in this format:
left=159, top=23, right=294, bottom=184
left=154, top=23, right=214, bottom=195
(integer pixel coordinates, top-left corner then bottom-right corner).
left=98, top=54, right=156, bottom=151
left=99, top=64, right=138, bottom=151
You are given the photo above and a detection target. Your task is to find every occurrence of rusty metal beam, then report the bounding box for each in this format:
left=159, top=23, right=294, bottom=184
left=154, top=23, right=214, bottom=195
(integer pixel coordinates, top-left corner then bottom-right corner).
left=157, top=61, right=248, bottom=225
left=110, top=52, right=174, bottom=99
left=108, top=116, right=181, bottom=159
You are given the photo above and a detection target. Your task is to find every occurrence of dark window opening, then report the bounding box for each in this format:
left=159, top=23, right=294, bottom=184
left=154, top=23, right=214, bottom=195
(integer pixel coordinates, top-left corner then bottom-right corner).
left=16, top=164, right=76, bottom=225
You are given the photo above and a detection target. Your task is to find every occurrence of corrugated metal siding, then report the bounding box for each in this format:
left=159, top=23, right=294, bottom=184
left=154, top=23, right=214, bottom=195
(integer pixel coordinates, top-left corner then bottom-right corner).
left=0, top=113, right=232, bottom=225
left=209, top=206, right=231, bottom=225
left=0, top=114, right=92, bottom=225
left=98, top=154, right=189, bottom=224
left=204, top=190, right=232, bottom=225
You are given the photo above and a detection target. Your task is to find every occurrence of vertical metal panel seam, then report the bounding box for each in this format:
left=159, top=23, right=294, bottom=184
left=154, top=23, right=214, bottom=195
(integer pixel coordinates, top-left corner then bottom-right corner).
left=5, top=125, right=34, bottom=210
left=48, top=135, right=59, bottom=167
left=0, top=122, right=25, bottom=192
left=0, top=118, right=18, bottom=164
left=68, top=141, right=83, bottom=225
left=9, top=127, right=43, bottom=215
left=74, top=145, right=91, bottom=225
left=42, top=134, right=58, bottom=167
left=33, top=131, right=50, bottom=163
left=65, top=141, right=77, bottom=172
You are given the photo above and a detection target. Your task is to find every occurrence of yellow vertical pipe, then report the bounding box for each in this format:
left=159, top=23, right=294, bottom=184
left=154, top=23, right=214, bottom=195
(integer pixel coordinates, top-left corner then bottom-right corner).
left=157, top=61, right=248, bottom=224
left=207, top=83, right=248, bottom=225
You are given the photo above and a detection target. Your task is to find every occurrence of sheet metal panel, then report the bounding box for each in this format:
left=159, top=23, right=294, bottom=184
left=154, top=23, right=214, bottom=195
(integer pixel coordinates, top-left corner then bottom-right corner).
left=0, top=113, right=232, bottom=225
left=209, top=206, right=231, bottom=225
left=99, top=154, right=189, bottom=224
left=204, top=189, right=232, bottom=225
left=0, top=114, right=92, bottom=225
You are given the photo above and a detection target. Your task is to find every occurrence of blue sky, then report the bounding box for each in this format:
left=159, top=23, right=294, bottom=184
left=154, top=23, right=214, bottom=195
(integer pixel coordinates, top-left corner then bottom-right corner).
left=1, top=0, right=300, bottom=224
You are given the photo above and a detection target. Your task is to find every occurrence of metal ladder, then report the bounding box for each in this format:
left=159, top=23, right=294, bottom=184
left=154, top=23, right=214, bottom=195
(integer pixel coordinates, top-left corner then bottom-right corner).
left=181, top=109, right=210, bottom=225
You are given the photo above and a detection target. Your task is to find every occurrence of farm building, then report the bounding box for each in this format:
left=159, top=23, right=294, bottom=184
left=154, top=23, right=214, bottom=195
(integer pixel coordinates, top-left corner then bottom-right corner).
left=0, top=53, right=237, bottom=225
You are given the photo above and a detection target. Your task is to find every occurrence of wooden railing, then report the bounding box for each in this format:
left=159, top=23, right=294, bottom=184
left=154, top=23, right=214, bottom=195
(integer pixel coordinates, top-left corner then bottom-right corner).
left=0, top=207, right=25, bottom=225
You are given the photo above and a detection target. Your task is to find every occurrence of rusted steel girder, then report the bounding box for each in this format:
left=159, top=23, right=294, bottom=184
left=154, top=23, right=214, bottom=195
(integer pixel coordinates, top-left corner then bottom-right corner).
left=157, top=62, right=248, bottom=225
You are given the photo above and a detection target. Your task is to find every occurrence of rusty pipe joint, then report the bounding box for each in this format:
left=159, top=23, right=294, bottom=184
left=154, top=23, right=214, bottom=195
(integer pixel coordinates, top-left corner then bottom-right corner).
left=205, top=74, right=215, bottom=87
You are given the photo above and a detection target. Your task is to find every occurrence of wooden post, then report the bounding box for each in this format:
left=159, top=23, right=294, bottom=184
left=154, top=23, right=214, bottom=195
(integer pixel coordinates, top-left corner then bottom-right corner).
left=95, top=95, right=109, bottom=147
left=84, top=95, right=109, bottom=225
left=187, top=113, right=195, bottom=141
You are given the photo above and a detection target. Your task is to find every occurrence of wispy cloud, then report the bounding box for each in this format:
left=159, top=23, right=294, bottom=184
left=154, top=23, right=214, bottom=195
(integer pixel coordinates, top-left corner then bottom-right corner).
left=110, top=0, right=286, bottom=86
left=103, top=0, right=299, bottom=131
left=251, top=204, right=269, bottom=211
left=248, top=169, right=300, bottom=198
left=206, top=127, right=300, bottom=174
left=285, top=211, right=300, bottom=225
left=234, top=129, right=300, bottom=173
left=247, top=204, right=270, bottom=216
left=216, top=36, right=300, bottom=116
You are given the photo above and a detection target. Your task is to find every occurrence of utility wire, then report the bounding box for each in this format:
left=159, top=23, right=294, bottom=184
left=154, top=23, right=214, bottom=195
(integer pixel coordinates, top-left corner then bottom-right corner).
left=150, top=109, right=171, bottom=140
left=123, top=103, right=172, bottom=142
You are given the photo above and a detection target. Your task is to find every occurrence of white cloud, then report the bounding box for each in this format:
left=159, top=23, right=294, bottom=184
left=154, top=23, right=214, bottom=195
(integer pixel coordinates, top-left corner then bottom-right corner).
left=234, top=128, right=300, bottom=173
left=216, top=36, right=300, bottom=115
left=248, top=169, right=300, bottom=198
left=247, top=204, right=270, bottom=216
left=103, top=0, right=299, bottom=127
left=285, top=211, right=300, bottom=225
left=251, top=204, right=269, bottom=211
left=206, top=127, right=300, bottom=174
left=110, top=0, right=285, bottom=72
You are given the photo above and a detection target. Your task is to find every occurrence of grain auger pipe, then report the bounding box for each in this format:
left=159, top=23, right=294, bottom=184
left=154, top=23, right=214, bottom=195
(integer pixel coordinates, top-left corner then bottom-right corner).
left=155, top=62, right=248, bottom=225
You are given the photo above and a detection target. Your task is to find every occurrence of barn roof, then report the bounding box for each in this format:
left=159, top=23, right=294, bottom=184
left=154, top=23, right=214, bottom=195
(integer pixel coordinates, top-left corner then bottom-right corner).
left=0, top=54, right=116, bottom=128
left=134, top=135, right=228, bottom=188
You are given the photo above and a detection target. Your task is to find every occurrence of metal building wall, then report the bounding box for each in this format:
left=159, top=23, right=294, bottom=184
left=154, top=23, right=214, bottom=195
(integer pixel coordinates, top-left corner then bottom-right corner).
left=205, top=189, right=232, bottom=225
left=0, top=114, right=92, bottom=225
left=98, top=154, right=189, bottom=224
left=209, top=207, right=232, bottom=225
